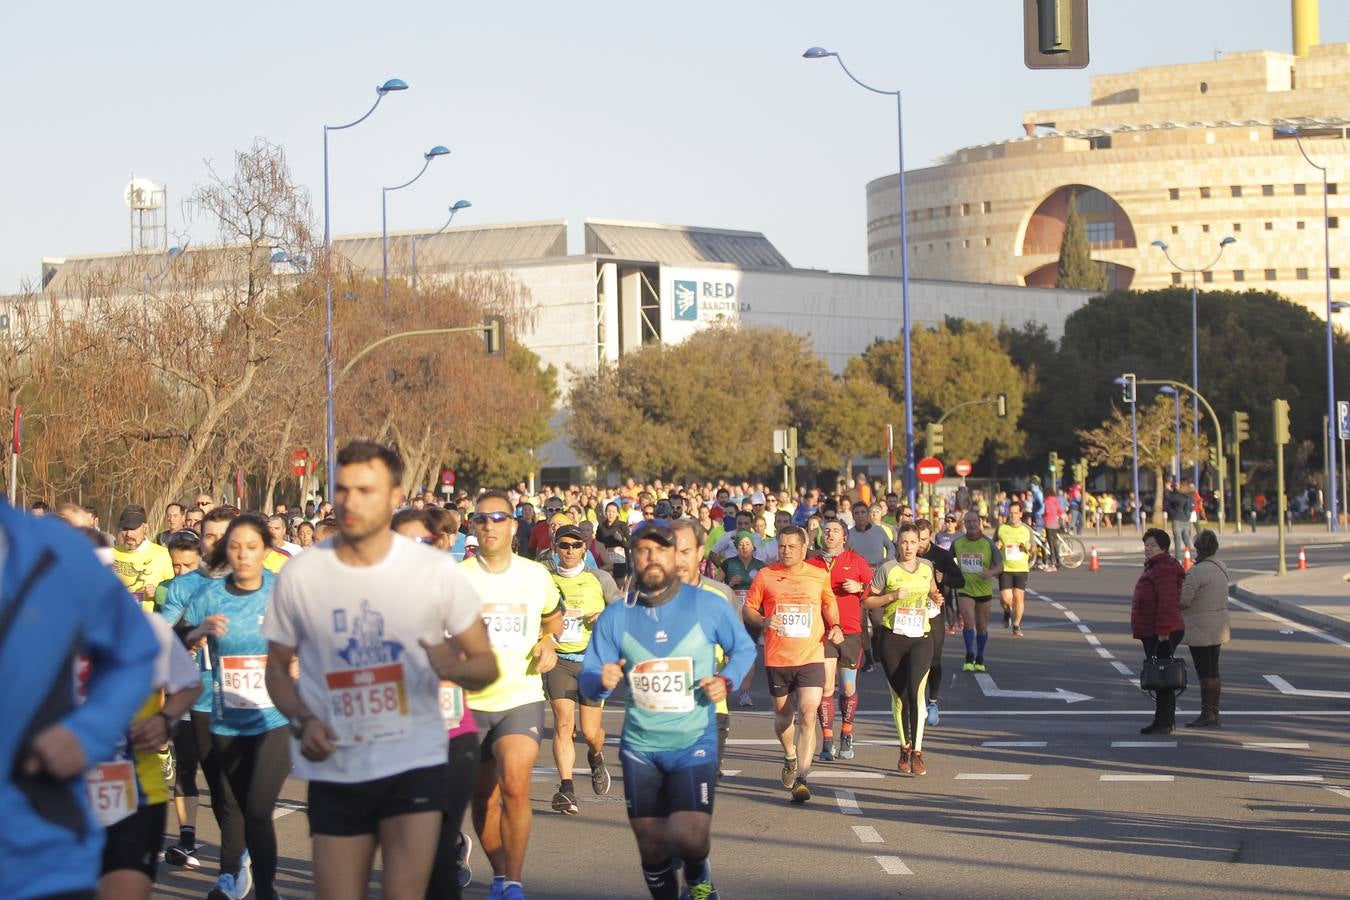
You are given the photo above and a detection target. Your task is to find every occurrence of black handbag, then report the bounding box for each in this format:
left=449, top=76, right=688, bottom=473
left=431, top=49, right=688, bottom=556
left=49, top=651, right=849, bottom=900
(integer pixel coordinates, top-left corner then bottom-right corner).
left=1140, top=656, right=1188, bottom=694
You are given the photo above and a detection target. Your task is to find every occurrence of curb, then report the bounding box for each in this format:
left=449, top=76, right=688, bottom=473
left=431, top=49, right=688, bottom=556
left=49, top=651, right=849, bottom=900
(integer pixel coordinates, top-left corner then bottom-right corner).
left=1230, top=584, right=1350, bottom=640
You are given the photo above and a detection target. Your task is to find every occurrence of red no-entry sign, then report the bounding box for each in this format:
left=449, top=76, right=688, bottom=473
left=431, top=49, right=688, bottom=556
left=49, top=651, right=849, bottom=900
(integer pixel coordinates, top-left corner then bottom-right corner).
left=954, top=459, right=973, bottom=477
left=290, top=448, right=310, bottom=477
left=916, top=456, right=945, bottom=484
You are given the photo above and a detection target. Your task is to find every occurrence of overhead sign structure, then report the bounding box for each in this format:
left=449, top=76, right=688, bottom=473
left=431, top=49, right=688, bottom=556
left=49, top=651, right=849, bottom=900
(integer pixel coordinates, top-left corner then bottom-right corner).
left=289, top=448, right=310, bottom=478
left=916, top=456, right=945, bottom=485
left=954, top=459, right=973, bottom=477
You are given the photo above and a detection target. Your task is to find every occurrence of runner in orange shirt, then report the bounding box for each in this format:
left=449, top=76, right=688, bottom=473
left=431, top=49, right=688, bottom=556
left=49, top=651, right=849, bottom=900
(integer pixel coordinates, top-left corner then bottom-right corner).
left=743, top=525, right=842, bottom=804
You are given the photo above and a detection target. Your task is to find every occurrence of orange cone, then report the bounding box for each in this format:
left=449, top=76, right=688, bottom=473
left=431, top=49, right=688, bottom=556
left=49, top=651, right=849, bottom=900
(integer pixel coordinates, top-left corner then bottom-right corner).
left=1298, top=547, right=1307, bottom=570
left=1089, top=547, right=1100, bottom=572
left=1183, top=548, right=1193, bottom=571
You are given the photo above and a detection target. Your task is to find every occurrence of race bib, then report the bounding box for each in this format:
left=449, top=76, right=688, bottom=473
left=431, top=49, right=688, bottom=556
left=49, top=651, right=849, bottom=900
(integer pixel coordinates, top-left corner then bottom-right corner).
left=560, top=609, right=587, bottom=645
left=734, top=590, right=748, bottom=609
left=891, top=606, right=926, bottom=638
left=482, top=602, right=530, bottom=651
left=628, top=657, right=695, bottom=713
left=439, top=681, right=465, bottom=730
left=959, top=553, right=984, bottom=574
left=777, top=603, right=813, bottom=638
left=324, top=663, right=410, bottom=745
left=219, top=655, right=273, bottom=709
left=1004, top=545, right=1025, bottom=561
left=86, top=761, right=136, bottom=827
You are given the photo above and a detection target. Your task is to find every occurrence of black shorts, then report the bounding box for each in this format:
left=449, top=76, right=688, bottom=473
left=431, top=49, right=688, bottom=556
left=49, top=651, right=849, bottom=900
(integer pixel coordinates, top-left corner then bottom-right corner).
left=475, top=701, right=546, bottom=762
left=824, top=632, right=865, bottom=669
left=959, top=594, right=993, bottom=605
left=620, top=743, right=718, bottom=819
left=543, top=657, right=603, bottom=708
left=766, top=662, right=826, bottom=697
left=307, top=764, right=450, bottom=836
left=100, top=802, right=166, bottom=878
left=999, top=572, right=1029, bottom=591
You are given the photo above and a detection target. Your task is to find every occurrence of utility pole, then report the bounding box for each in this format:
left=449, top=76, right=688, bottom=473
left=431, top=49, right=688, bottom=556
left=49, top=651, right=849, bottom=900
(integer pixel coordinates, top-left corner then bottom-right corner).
left=1274, top=399, right=1291, bottom=575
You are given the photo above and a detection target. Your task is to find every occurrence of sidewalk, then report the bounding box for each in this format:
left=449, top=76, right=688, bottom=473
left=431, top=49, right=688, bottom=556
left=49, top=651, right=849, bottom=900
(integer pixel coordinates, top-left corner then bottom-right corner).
left=1232, top=567, right=1350, bottom=638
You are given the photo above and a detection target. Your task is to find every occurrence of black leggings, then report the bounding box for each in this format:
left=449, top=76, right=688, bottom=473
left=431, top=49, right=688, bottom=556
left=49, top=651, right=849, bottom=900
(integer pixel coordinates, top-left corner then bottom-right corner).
left=427, top=731, right=481, bottom=900
left=212, top=726, right=291, bottom=899
left=173, top=716, right=200, bottom=798
left=1189, top=644, right=1221, bottom=679
left=192, top=710, right=246, bottom=872
left=878, top=631, right=933, bottom=750
left=927, top=618, right=945, bottom=703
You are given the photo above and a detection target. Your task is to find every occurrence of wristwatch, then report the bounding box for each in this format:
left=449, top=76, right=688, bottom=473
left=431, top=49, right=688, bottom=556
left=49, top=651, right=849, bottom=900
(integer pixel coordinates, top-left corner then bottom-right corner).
left=289, top=713, right=315, bottom=738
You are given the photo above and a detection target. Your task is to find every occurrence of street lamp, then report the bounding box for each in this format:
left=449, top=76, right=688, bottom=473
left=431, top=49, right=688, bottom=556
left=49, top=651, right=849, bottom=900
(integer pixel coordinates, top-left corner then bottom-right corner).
left=804, top=46, right=916, bottom=508
left=412, top=200, right=472, bottom=296
left=1158, top=385, right=1181, bottom=481
left=1276, top=124, right=1340, bottom=531
left=1150, top=235, right=1235, bottom=489
left=382, top=146, right=451, bottom=308
left=323, top=77, right=407, bottom=497
left=1114, top=375, right=1142, bottom=529
left=1332, top=299, right=1349, bottom=526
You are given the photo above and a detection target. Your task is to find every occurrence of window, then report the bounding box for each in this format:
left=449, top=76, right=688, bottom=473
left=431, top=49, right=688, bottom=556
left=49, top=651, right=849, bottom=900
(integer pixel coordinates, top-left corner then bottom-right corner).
left=1233, top=223, right=1242, bottom=232
left=1331, top=217, right=1340, bottom=228
left=1201, top=223, right=1211, bottom=233
left=1332, top=267, right=1342, bottom=279
left=1169, top=188, right=1180, bottom=200
left=1295, top=183, right=1307, bottom=196
left=1200, top=81, right=1209, bottom=94
left=1330, top=183, right=1339, bottom=195
left=927, top=243, right=934, bottom=252
left=1199, top=187, right=1211, bottom=199
left=1233, top=270, right=1245, bottom=282
left=983, top=237, right=991, bottom=247
left=962, top=239, right=970, bottom=248
left=1085, top=221, right=1116, bottom=244
left=1171, top=225, right=1179, bottom=235
left=1297, top=268, right=1309, bottom=280
left=1265, top=269, right=1278, bottom=281
left=1298, top=221, right=1306, bottom=230
left=982, top=201, right=992, bottom=214
left=1262, top=185, right=1274, bottom=197
left=1231, top=186, right=1243, bottom=198
left=1264, top=221, right=1274, bottom=231
left=1202, top=271, right=1214, bottom=283
left=961, top=203, right=970, bottom=216
left=1171, top=273, right=1183, bottom=286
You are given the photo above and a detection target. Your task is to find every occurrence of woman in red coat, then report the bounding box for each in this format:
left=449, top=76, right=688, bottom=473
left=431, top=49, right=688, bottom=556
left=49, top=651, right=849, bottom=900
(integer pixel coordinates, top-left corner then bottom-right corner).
left=1131, top=528, right=1186, bottom=733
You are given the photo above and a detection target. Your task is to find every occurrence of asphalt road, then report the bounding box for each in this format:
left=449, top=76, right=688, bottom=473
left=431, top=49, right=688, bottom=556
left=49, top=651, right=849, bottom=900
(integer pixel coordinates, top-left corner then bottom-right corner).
left=156, top=552, right=1350, bottom=899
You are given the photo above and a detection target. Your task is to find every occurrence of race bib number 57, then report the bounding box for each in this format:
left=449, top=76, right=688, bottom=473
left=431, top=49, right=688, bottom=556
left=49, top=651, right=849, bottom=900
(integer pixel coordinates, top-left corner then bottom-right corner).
left=86, top=761, right=136, bottom=827
left=628, top=657, right=695, bottom=713
left=325, top=663, right=410, bottom=745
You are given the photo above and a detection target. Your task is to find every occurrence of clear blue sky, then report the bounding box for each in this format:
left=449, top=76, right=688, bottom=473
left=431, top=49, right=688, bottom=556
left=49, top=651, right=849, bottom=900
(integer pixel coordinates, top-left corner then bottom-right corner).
left=3, top=0, right=1348, bottom=292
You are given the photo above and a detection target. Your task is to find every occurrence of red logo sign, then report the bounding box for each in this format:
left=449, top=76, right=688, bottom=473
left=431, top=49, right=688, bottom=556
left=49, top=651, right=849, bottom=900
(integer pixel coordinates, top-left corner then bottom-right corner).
left=954, top=459, right=973, bottom=477
left=916, top=457, right=945, bottom=484
left=290, top=448, right=310, bottom=478
left=440, top=468, right=456, bottom=486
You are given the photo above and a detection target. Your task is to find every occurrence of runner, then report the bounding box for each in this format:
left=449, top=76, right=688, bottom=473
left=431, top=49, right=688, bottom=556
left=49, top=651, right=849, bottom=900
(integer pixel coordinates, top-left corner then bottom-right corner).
left=458, top=489, right=564, bottom=900
left=996, top=500, right=1034, bottom=637
left=916, top=519, right=964, bottom=728
left=580, top=518, right=756, bottom=900
left=263, top=442, right=497, bottom=900
left=953, top=511, right=1003, bottom=673
left=807, top=519, right=872, bottom=761
left=112, top=504, right=175, bottom=611
left=742, top=525, right=843, bottom=803
left=865, top=523, right=942, bottom=775
left=544, top=523, right=621, bottom=816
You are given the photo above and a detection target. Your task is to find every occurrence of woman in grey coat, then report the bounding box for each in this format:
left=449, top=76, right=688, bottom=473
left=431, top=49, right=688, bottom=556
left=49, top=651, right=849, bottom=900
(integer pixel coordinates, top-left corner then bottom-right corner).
left=1179, top=529, right=1231, bottom=726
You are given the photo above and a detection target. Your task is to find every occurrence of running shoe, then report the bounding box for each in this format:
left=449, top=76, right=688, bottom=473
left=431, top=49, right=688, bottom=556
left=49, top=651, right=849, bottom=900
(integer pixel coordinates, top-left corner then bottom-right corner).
left=588, top=750, right=612, bottom=795
left=207, top=873, right=238, bottom=900
left=503, top=884, right=528, bottom=900
left=962, top=657, right=976, bottom=672
left=551, top=786, right=579, bottom=815
left=837, top=733, right=855, bottom=759
left=926, top=701, right=940, bottom=727
left=1003, top=607, right=1012, bottom=629
left=488, top=876, right=506, bottom=900
left=738, top=690, right=754, bottom=708
left=973, top=658, right=987, bottom=672
left=819, top=738, right=834, bottom=762
left=685, top=882, right=721, bottom=900
left=236, top=850, right=252, bottom=898
left=790, top=777, right=811, bottom=803
left=1012, top=625, right=1024, bottom=637
left=896, top=747, right=912, bottom=776
left=780, top=756, right=798, bottom=789
left=457, top=831, right=473, bottom=888
left=910, top=750, right=926, bottom=776
left=163, top=841, right=200, bottom=868
left=159, top=747, right=175, bottom=786
left=945, top=623, right=958, bottom=636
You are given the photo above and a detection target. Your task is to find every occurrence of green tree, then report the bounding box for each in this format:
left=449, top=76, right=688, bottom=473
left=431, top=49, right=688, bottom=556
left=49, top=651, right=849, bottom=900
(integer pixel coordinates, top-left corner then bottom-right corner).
left=1056, top=193, right=1108, bottom=291
left=1076, top=395, right=1207, bottom=523
left=804, top=376, right=901, bottom=476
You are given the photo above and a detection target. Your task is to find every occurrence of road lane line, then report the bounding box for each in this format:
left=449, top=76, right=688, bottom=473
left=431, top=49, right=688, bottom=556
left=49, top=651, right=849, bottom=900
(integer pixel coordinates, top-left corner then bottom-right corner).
left=1095, top=647, right=1115, bottom=658
left=1076, top=623, right=1092, bottom=633
left=834, top=789, right=862, bottom=815
left=873, top=856, right=913, bottom=875
left=1085, top=634, right=1102, bottom=645
left=1111, top=741, right=1178, bottom=748
left=1112, top=661, right=1136, bottom=676
left=1228, top=595, right=1350, bottom=649
left=1064, top=611, right=1082, bottom=624
left=1243, top=742, right=1310, bottom=749
left=1049, top=601, right=1065, bottom=610
left=955, top=773, right=1031, bottom=781
left=852, top=825, right=884, bottom=843
left=982, top=741, right=1048, bottom=747
left=1326, top=787, right=1350, bottom=799
left=1100, top=774, right=1176, bottom=782
left=808, top=771, right=885, bottom=780
left=1249, top=774, right=1324, bottom=782
left=720, top=770, right=742, bottom=777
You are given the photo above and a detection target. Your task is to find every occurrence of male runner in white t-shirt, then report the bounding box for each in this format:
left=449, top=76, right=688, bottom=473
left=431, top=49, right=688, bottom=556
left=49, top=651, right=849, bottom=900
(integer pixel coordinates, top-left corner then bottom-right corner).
left=264, top=441, right=497, bottom=899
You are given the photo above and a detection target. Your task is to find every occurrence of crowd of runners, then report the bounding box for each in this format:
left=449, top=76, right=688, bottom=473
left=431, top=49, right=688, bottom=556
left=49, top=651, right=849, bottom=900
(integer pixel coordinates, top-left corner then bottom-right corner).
left=6, top=452, right=1075, bottom=900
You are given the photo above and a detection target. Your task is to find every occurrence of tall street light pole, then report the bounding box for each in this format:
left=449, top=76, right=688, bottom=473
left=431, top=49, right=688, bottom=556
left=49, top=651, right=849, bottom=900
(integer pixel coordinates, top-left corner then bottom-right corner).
left=382, top=146, right=450, bottom=308
left=1277, top=125, right=1340, bottom=532
left=1115, top=375, right=1142, bottom=530
left=1150, top=236, right=1235, bottom=489
left=323, top=78, right=407, bottom=497
left=804, top=46, right=915, bottom=507
left=1333, top=300, right=1349, bottom=527
left=412, top=200, right=472, bottom=296
left=1159, top=384, right=1181, bottom=481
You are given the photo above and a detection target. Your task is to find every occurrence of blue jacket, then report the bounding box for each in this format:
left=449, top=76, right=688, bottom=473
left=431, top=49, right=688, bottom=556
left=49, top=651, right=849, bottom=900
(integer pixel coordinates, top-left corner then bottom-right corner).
left=0, top=502, right=158, bottom=899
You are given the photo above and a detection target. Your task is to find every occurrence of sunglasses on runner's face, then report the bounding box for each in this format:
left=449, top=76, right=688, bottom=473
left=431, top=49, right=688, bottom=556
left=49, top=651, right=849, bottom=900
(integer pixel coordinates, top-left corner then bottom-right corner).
left=556, top=540, right=585, bottom=551
left=412, top=536, right=436, bottom=544
left=471, top=511, right=512, bottom=526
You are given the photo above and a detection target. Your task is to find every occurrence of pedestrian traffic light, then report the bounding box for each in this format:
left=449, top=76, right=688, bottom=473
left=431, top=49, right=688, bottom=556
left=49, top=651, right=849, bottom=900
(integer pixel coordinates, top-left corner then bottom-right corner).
left=1274, top=399, right=1291, bottom=445
left=1233, top=410, right=1250, bottom=444
left=925, top=423, right=944, bottom=457
left=1119, top=373, right=1136, bottom=404
left=996, top=393, right=1008, bottom=418
left=1023, top=0, right=1090, bottom=69
left=1048, top=451, right=1060, bottom=474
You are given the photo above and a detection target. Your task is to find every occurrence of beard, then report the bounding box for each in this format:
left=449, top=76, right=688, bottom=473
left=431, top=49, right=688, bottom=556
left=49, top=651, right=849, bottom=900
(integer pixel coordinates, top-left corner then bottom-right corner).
left=639, top=562, right=676, bottom=593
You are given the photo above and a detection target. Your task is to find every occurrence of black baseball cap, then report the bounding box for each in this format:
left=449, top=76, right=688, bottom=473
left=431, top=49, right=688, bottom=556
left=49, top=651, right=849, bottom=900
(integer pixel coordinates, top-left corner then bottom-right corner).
left=554, top=524, right=585, bottom=544
left=116, top=505, right=148, bottom=530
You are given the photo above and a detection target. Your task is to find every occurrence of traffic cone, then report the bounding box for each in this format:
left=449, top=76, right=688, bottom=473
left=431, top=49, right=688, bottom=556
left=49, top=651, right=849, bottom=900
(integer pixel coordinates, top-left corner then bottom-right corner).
left=1298, top=547, right=1307, bottom=570
left=1089, top=547, right=1100, bottom=572
left=1183, top=548, right=1193, bottom=571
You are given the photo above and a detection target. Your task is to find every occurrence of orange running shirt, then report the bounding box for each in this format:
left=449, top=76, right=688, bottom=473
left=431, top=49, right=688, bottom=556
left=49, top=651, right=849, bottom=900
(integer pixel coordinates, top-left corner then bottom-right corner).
left=744, top=563, right=837, bottom=667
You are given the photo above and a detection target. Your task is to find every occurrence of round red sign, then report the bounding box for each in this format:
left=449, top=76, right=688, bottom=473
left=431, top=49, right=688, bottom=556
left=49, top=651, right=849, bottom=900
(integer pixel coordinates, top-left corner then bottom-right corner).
left=954, top=459, right=973, bottom=477
left=440, top=468, right=456, bottom=486
left=289, top=448, right=309, bottom=477
left=916, top=456, right=945, bottom=484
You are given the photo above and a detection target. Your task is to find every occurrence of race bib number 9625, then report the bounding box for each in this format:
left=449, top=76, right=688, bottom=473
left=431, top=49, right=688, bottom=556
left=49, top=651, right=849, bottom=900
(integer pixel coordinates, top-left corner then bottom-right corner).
left=628, top=657, right=695, bottom=713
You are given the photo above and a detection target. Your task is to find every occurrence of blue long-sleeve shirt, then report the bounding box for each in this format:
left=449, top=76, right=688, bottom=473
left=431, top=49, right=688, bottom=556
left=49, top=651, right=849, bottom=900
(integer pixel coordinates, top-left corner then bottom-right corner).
left=580, top=583, right=755, bottom=753
left=0, top=503, right=158, bottom=899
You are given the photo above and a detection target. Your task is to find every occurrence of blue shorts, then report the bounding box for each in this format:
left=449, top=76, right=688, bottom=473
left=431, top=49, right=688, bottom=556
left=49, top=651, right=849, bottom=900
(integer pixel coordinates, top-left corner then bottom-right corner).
left=619, top=741, right=718, bottom=819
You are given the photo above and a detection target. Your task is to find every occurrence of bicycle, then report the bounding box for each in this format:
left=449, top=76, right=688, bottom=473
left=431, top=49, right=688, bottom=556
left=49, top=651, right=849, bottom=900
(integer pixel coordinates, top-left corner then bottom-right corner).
left=1031, top=529, right=1086, bottom=570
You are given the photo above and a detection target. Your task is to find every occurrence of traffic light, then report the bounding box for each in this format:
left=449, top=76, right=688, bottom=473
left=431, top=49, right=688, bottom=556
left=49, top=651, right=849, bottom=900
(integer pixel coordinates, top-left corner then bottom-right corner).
left=1274, top=399, right=1291, bottom=445
left=925, top=423, right=944, bottom=457
left=996, top=393, right=1008, bottom=418
left=1073, top=459, right=1088, bottom=485
left=1048, top=451, right=1060, bottom=474
left=483, top=314, right=505, bottom=358
left=1024, top=0, right=1090, bottom=69
left=1120, top=373, right=1136, bottom=404
left=1208, top=446, right=1220, bottom=468
left=1233, top=410, right=1250, bottom=444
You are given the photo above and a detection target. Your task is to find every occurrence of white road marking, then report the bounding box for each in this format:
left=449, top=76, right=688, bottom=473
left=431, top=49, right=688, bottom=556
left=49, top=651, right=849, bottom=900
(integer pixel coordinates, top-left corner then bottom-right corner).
left=1049, top=601, right=1066, bottom=610
left=852, top=825, right=884, bottom=843
left=843, top=708, right=1350, bottom=717
left=1095, top=647, right=1115, bottom=658
left=1249, top=774, right=1325, bottom=782
left=834, top=789, right=862, bottom=815
left=955, top=773, right=1032, bottom=781
left=1263, top=674, right=1350, bottom=700
left=1111, top=741, right=1178, bottom=748
left=1100, top=774, right=1176, bottom=782
left=1085, top=634, right=1102, bottom=645
left=982, top=741, right=1048, bottom=748
left=1064, top=611, right=1082, bottom=624
left=1112, top=661, right=1136, bottom=676
left=873, top=855, right=914, bottom=875
left=1228, top=595, right=1350, bottom=649
left=1242, top=742, right=1310, bottom=750
left=727, top=738, right=794, bottom=745
left=272, top=799, right=306, bottom=820
left=1076, top=623, right=1092, bottom=633
left=1326, top=787, right=1350, bottom=800
left=720, top=770, right=742, bottom=777
left=808, top=771, right=885, bottom=780
left=974, top=672, right=1093, bottom=703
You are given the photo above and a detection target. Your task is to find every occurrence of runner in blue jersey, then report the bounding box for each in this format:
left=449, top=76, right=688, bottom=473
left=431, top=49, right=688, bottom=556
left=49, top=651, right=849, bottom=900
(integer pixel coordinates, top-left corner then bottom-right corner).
left=580, top=518, right=756, bottom=900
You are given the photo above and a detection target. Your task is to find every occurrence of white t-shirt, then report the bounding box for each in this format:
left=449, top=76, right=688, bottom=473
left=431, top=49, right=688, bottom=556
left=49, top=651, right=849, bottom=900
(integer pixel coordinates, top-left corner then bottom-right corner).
left=262, top=535, right=483, bottom=783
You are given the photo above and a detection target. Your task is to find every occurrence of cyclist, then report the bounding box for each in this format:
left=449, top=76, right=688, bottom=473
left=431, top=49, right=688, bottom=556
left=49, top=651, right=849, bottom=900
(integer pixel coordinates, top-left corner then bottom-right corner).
left=996, top=500, right=1034, bottom=637
left=953, top=511, right=1003, bottom=673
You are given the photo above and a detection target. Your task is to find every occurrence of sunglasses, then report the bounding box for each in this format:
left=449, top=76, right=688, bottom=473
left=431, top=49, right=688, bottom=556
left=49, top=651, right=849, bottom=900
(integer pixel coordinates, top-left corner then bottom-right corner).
left=556, top=540, right=585, bottom=551
left=413, top=536, right=436, bottom=545
left=471, top=511, right=512, bottom=526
